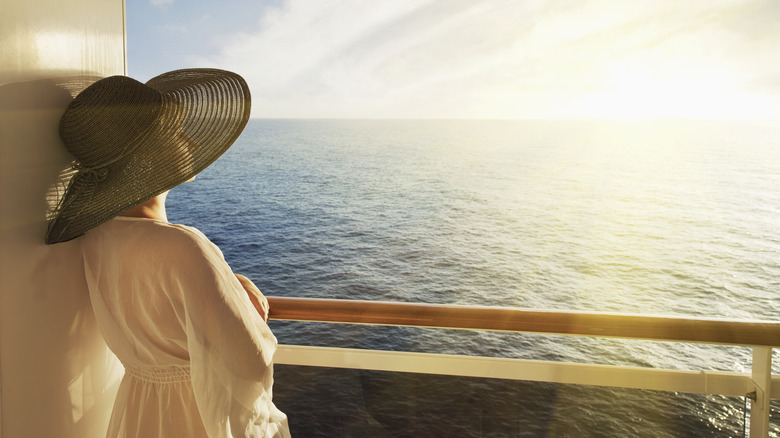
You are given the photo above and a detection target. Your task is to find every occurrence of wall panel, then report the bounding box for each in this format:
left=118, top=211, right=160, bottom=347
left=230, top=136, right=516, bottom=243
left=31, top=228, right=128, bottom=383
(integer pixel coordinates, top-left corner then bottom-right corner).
left=0, top=1, right=126, bottom=437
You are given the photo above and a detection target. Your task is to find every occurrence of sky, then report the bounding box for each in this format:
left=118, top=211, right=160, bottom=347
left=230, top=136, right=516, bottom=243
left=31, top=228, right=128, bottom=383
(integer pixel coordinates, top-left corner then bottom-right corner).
left=127, top=0, right=780, bottom=119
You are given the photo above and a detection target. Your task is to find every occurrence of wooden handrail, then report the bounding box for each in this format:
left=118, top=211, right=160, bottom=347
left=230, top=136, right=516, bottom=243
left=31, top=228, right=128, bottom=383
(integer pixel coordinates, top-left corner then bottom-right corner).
left=267, top=297, right=780, bottom=347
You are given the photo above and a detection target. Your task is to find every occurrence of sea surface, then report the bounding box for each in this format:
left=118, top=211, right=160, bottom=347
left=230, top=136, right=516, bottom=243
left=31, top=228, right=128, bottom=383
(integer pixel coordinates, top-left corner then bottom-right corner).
left=169, top=119, right=780, bottom=437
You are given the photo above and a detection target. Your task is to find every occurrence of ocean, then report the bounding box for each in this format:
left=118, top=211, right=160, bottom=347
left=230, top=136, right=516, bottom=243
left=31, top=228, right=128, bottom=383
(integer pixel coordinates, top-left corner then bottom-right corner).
left=168, top=119, right=780, bottom=437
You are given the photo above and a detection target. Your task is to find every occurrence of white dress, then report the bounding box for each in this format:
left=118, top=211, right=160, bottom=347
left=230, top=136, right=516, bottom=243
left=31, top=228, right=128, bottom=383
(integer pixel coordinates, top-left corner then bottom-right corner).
left=82, top=216, right=290, bottom=438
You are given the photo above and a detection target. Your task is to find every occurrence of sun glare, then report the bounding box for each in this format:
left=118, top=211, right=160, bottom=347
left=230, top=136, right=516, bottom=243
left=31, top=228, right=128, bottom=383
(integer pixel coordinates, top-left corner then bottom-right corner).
left=576, top=62, right=771, bottom=119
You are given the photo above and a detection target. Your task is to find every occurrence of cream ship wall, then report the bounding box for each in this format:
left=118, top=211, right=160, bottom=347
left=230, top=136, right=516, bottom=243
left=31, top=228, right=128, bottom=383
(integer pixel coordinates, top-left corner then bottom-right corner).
left=0, top=1, right=125, bottom=436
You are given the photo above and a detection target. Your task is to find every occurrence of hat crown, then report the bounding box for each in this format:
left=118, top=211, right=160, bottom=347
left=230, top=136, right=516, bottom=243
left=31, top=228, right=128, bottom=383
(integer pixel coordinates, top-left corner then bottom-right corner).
left=59, top=76, right=163, bottom=168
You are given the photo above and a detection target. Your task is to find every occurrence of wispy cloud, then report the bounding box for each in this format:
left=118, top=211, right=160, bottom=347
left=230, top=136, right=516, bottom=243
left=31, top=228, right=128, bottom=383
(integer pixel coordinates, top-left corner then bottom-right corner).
left=150, top=0, right=175, bottom=7
left=156, top=15, right=211, bottom=36
left=191, top=0, right=780, bottom=118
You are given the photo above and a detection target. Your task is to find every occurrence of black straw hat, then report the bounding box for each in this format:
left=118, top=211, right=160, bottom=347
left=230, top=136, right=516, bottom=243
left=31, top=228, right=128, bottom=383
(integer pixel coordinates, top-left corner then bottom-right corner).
left=45, top=68, right=251, bottom=244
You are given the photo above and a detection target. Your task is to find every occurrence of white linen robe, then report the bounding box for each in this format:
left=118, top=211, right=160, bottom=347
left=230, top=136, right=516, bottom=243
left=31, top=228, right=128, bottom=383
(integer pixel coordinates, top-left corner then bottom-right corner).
left=82, top=216, right=290, bottom=438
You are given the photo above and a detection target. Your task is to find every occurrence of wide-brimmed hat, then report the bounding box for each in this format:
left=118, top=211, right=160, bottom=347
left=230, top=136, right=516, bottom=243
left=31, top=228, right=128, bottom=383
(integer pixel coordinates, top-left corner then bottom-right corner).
left=45, top=68, right=251, bottom=244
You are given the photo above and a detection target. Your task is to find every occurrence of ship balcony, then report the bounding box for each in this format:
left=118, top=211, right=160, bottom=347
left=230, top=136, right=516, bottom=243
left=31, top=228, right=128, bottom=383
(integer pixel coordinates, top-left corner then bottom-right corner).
left=266, top=297, right=779, bottom=437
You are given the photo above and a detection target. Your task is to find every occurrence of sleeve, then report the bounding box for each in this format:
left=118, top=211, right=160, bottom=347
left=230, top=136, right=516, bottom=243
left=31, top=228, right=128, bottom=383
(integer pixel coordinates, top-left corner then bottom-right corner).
left=167, top=226, right=289, bottom=438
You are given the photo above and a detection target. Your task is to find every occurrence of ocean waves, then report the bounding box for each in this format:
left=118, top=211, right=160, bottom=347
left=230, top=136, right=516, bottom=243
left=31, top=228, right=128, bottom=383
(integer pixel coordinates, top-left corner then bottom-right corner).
left=169, top=119, right=780, bottom=436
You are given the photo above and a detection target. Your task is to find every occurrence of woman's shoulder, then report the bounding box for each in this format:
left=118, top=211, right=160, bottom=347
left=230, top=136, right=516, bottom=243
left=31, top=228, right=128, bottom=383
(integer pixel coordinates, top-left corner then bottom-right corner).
left=158, top=221, right=210, bottom=242
left=105, top=217, right=220, bottom=256
left=155, top=222, right=219, bottom=253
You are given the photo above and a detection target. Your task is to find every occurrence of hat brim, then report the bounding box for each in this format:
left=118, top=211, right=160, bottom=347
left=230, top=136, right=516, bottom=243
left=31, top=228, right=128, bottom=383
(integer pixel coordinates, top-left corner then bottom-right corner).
left=45, top=69, right=251, bottom=244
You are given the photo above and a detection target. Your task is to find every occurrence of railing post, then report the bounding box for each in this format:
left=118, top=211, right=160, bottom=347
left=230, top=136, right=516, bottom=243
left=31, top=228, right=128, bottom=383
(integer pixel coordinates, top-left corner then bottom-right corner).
left=749, top=347, right=772, bottom=438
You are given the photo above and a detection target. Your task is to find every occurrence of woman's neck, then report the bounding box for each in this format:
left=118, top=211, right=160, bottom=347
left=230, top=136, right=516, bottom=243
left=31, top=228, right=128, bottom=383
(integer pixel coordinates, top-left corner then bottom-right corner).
left=119, top=192, right=169, bottom=222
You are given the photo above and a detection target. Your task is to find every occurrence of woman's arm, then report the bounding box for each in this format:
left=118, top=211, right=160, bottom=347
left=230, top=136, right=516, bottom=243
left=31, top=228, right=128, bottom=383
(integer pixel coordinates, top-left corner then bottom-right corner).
left=235, top=273, right=269, bottom=322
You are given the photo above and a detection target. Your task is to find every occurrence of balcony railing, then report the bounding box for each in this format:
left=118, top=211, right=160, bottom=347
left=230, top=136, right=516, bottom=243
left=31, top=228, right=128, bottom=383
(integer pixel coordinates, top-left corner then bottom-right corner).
left=267, top=297, right=780, bottom=437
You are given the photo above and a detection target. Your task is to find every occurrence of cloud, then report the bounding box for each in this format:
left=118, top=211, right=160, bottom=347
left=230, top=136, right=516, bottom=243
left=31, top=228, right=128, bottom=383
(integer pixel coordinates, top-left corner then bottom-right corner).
left=197, top=0, right=780, bottom=118
left=202, top=0, right=541, bottom=117
left=156, top=14, right=211, bottom=36
left=150, top=0, right=174, bottom=6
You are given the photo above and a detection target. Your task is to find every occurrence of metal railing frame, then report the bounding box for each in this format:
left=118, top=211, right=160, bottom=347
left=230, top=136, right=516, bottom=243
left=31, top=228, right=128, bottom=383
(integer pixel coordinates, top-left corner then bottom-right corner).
left=267, top=297, right=780, bottom=437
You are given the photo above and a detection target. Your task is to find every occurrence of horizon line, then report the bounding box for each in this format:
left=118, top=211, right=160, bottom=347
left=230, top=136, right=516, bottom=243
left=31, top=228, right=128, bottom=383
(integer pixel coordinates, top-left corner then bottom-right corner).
left=248, top=116, right=780, bottom=121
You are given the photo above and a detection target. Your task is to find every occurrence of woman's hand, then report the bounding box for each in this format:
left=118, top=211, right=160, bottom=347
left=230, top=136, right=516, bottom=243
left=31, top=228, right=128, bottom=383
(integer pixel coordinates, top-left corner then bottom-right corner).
left=235, top=274, right=270, bottom=322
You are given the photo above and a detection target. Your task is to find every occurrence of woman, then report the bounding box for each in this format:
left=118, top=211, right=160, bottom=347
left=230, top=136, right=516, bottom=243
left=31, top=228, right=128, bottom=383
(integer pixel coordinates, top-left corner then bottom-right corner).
left=46, top=69, right=290, bottom=437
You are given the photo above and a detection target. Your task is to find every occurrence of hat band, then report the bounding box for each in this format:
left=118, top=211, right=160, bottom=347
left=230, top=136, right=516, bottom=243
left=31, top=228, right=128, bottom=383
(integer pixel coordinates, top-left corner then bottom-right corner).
left=74, top=162, right=109, bottom=181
